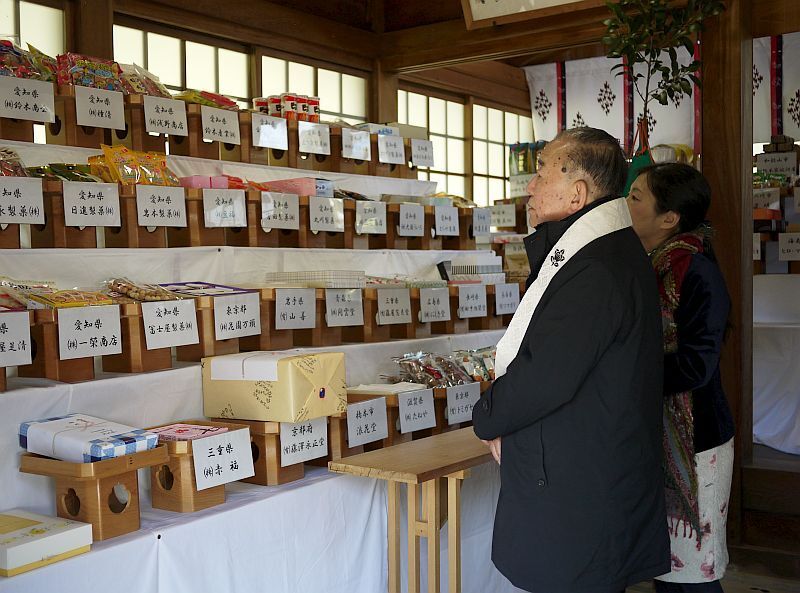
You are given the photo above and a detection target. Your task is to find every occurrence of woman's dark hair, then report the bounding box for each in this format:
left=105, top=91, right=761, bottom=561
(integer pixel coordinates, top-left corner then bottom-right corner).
left=636, top=162, right=710, bottom=234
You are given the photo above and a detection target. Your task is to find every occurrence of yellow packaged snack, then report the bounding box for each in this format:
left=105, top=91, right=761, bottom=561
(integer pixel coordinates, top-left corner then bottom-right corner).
left=102, top=145, right=140, bottom=185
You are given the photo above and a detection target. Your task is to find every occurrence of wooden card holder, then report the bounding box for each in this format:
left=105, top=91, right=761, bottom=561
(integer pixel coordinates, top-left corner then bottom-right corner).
left=331, top=128, right=370, bottom=175
left=502, top=281, right=526, bottom=326
left=45, top=85, right=109, bottom=149
left=341, top=288, right=392, bottom=343
left=111, top=94, right=167, bottom=153
left=104, top=184, right=167, bottom=248
left=294, top=139, right=336, bottom=173
left=175, top=296, right=240, bottom=362
left=30, top=180, right=97, bottom=248
left=20, top=446, right=169, bottom=541
left=17, top=309, right=94, bottom=383
left=0, top=223, right=20, bottom=248
left=166, top=188, right=225, bottom=247
left=495, top=198, right=528, bottom=234
left=370, top=135, right=411, bottom=178
left=430, top=286, right=470, bottom=335
left=306, top=414, right=364, bottom=467
left=148, top=420, right=247, bottom=513
left=428, top=381, right=490, bottom=435
left=474, top=285, right=505, bottom=331
left=292, top=288, right=342, bottom=347
left=298, top=196, right=347, bottom=249
left=346, top=392, right=411, bottom=451
left=0, top=116, right=34, bottom=142
left=224, top=190, right=301, bottom=248
left=383, top=203, right=426, bottom=250
left=0, top=310, right=33, bottom=392
left=101, top=302, right=172, bottom=373
left=219, top=111, right=248, bottom=163
left=237, top=288, right=295, bottom=352
left=247, top=114, right=294, bottom=167
left=442, top=207, right=476, bottom=251
left=210, top=418, right=305, bottom=486
left=390, top=288, right=431, bottom=340
left=422, top=206, right=443, bottom=251
left=167, top=104, right=220, bottom=160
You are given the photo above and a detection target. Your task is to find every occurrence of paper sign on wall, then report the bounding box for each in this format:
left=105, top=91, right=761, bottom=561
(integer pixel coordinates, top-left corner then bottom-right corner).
left=491, top=204, right=517, bottom=227
left=355, top=201, right=387, bottom=235
left=0, top=311, right=32, bottom=367
left=410, top=139, right=434, bottom=168
left=74, top=86, right=125, bottom=130
left=458, top=285, right=487, bottom=318
left=58, top=305, right=122, bottom=360
left=143, top=96, right=188, bottom=136
left=135, top=185, right=187, bottom=227
left=378, top=134, right=406, bottom=165
left=756, top=152, right=797, bottom=176
left=214, top=292, right=261, bottom=340
left=0, top=76, right=54, bottom=123
left=376, top=288, right=412, bottom=325
left=419, top=287, right=450, bottom=323
left=309, top=196, right=344, bottom=232
left=435, top=205, right=459, bottom=237
left=473, top=208, right=491, bottom=236
left=510, top=173, right=534, bottom=198
left=778, top=233, right=800, bottom=261
left=280, top=417, right=328, bottom=466
left=446, top=382, right=481, bottom=425
left=192, top=428, right=255, bottom=490
left=62, top=182, right=120, bottom=227
left=398, top=389, right=436, bottom=433
left=298, top=121, right=331, bottom=155
left=0, top=177, right=44, bottom=225
left=398, top=203, right=424, bottom=237
left=203, top=189, right=246, bottom=227
left=201, top=105, right=240, bottom=144
left=347, top=397, right=389, bottom=447
left=325, top=289, right=364, bottom=327
left=140, top=300, right=199, bottom=350
left=494, top=283, right=521, bottom=315
left=753, top=187, right=781, bottom=210
left=261, top=192, right=299, bottom=230
left=275, top=288, right=316, bottom=330
left=342, top=128, right=371, bottom=161
left=253, top=113, right=288, bottom=150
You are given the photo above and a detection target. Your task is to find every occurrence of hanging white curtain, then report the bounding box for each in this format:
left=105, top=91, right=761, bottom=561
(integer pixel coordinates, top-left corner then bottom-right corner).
left=564, top=56, right=625, bottom=146
left=782, top=32, right=800, bottom=140
left=753, top=37, right=773, bottom=143
left=523, top=63, right=559, bottom=142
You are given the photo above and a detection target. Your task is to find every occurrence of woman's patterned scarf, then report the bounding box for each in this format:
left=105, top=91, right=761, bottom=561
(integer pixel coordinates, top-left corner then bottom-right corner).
left=650, top=227, right=710, bottom=547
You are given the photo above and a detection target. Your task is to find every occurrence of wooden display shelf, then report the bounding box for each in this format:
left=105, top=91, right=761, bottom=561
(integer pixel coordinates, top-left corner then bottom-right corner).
left=166, top=188, right=225, bottom=247
left=0, top=115, right=35, bottom=143
left=210, top=418, right=304, bottom=486
left=148, top=419, right=248, bottom=513
left=17, top=309, right=95, bottom=383
left=330, top=128, right=370, bottom=175
left=390, top=288, right=432, bottom=340
left=341, top=288, right=392, bottom=344
left=237, top=288, right=295, bottom=352
left=45, top=85, right=110, bottom=149
left=0, top=310, right=33, bottom=392
left=0, top=222, right=20, bottom=249
left=167, top=103, right=222, bottom=160
left=101, top=301, right=172, bottom=374
left=224, top=189, right=301, bottom=248
left=19, top=445, right=169, bottom=541
left=104, top=184, right=168, bottom=248
left=175, top=295, right=239, bottom=362
left=293, top=288, right=342, bottom=348
left=430, top=286, right=470, bottom=335
left=298, top=196, right=347, bottom=249
left=30, top=180, right=97, bottom=248
left=110, top=94, right=167, bottom=153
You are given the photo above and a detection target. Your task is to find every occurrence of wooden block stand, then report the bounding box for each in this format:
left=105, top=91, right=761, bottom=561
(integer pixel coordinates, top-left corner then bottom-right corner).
left=431, top=287, right=470, bottom=335
left=342, top=288, right=392, bottom=343
left=247, top=113, right=294, bottom=167
left=442, top=208, right=476, bottom=251
left=347, top=392, right=412, bottom=452
left=293, top=289, right=343, bottom=347
left=330, top=128, right=370, bottom=175
left=166, top=188, right=226, bottom=247
left=30, top=180, right=97, bottom=248
left=495, top=199, right=528, bottom=234
left=175, top=296, right=240, bottom=362
left=224, top=190, right=301, bottom=248
left=293, top=122, right=336, bottom=173
left=473, top=286, right=505, bottom=331
left=370, top=136, right=413, bottom=179
left=0, top=116, right=34, bottom=142
left=237, top=288, right=295, bottom=352
left=19, top=446, right=169, bottom=541
left=422, top=206, right=443, bottom=251
left=111, top=94, right=167, bottom=153
left=384, top=204, right=423, bottom=250
left=299, top=196, right=347, bottom=249
left=167, top=103, right=221, bottom=160
left=211, top=418, right=304, bottom=486
left=45, top=85, right=109, bottom=149
left=390, top=289, right=432, bottom=340
left=101, top=302, right=172, bottom=373
left=219, top=111, right=248, bottom=163
left=17, top=309, right=95, bottom=383
left=0, top=222, right=20, bottom=249
left=148, top=420, right=246, bottom=513
left=105, top=184, right=167, bottom=248
left=306, top=414, right=364, bottom=467
left=0, top=311, right=32, bottom=391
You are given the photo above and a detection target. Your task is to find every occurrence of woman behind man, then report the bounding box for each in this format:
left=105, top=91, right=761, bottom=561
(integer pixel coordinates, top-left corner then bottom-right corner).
left=627, top=162, right=735, bottom=593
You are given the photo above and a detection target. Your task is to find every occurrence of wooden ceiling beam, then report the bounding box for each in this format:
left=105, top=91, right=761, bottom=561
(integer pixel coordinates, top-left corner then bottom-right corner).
left=751, top=0, right=800, bottom=38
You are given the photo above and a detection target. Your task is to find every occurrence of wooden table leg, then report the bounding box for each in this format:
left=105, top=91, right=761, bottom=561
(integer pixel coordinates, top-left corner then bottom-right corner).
left=388, top=480, right=401, bottom=593
left=408, top=483, right=421, bottom=593
left=447, top=476, right=462, bottom=593
left=425, top=479, right=442, bottom=593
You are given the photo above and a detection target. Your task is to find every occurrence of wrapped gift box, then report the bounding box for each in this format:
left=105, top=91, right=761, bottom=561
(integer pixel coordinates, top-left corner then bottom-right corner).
left=202, top=351, right=347, bottom=423
left=19, top=414, right=159, bottom=463
left=0, top=510, right=92, bottom=577
left=150, top=423, right=229, bottom=441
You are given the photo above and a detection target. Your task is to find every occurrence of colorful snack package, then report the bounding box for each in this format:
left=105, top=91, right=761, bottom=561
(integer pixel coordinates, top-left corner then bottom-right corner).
left=49, top=163, right=103, bottom=183
left=88, top=155, right=115, bottom=183
left=0, top=148, right=29, bottom=177
left=107, top=278, right=180, bottom=302
left=101, top=144, right=140, bottom=185
left=156, top=154, right=180, bottom=187
left=56, top=52, right=124, bottom=91
left=26, top=44, right=57, bottom=81
left=0, top=40, right=38, bottom=79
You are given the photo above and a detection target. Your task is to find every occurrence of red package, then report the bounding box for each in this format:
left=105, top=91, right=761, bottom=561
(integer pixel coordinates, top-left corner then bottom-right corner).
left=56, top=52, right=124, bottom=91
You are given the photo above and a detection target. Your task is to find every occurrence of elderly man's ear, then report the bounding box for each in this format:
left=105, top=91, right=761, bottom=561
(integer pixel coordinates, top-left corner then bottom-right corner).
left=568, top=178, right=592, bottom=214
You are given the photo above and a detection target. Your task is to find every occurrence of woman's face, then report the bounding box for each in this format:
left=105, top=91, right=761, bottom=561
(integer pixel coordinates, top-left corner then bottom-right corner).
left=626, top=173, right=677, bottom=252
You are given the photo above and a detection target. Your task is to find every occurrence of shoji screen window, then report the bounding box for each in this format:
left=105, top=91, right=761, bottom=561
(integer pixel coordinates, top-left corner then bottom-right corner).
left=472, top=105, right=534, bottom=207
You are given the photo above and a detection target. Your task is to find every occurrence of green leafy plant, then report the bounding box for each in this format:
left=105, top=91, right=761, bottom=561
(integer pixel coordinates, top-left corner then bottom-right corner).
left=603, top=0, right=725, bottom=147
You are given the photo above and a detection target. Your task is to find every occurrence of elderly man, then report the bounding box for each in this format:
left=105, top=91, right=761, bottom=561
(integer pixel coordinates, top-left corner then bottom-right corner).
left=472, top=127, right=670, bottom=593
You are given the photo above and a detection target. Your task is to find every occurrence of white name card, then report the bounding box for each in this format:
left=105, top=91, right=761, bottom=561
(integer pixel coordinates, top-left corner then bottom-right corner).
left=376, top=288, right=412, bottom=325
left=754, top=233, right=762, bottom=261
left=298, top=121, right=331, bottom=155
left=325, top=289, right=364, bottom=327
left=253, top=113, right=288, bottom=150
left=280, top=417, right=328, bottom=466
left=347, top=397, right=389, bottom=447
left=446, top=382, right=481, bottom=424
left=140, top=299, right=199, bottom=350
left=753, top=187, right=781, bottom=210
left=756, top=152, right=797, bottom=176
left=275, top=288, right=316, bottom=330
left=75, top=86, right=125, bottom=130
left=355, top=201, right=387, bottom=235
left=473, top=207, right=491, bottom=236
left=309, top=196, right=344, bottom=233
left=411, top=139, right=434, bottom=168
left=193, top=428, right=255, bottom=490
left=510, top=173, right=534, bottom=198
left=203, top=189, right=246, bottom=227
left=342, top=128, right=371, bottom=161
left=58, top=305, right=122, bottom=360
left=398, top=203, right=424, bottom=237
left=491, top=204, right=517, bottom=228
left=143, top=96, right=188, bottom=136
left=435, top=205, right=459, bottom=237
left=135, top=185, right=187, bottom=227
left=458, top=284, right=487, bottom=319
left=62, top=182, right=120, bottom=227
left=261, top=192, right=300, bottom=230
left=0, top=177, right=44, bottom=224
left=214, top=292, right=261, bottom=340
left=201, top=105, right=240, bottom=144
left=419, top=287, right=450, bottom=323
left=505, top=242, right=526, bottom=257
left=378, top=134, right=406, bottom=165
left=495, top=283, right=521, bottom=315
left=778, top=233, right=800, bottom=261
left=0, top=311, right=32, bottom=367
left=0, top=76, right=54, bottom=123
left=398, top=389, right=436, bottom=433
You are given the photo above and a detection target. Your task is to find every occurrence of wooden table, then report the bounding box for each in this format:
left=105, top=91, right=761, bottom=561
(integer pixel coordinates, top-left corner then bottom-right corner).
left=329, top=428, right=492, bottom=593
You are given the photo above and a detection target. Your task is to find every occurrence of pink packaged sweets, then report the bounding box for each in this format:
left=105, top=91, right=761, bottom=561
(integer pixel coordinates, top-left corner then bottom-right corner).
left=151, top=423, right=229, bottom=441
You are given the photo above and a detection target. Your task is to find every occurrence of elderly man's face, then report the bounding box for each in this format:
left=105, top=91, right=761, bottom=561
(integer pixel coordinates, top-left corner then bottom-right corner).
left=526, top=140, right=578, bottom=225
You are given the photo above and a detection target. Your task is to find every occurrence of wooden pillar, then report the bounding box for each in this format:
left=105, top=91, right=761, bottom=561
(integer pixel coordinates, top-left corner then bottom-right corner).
left=69, top=0, right=114, bottom=59
left=371, top=59, right=399, bottom=123
left=701, top=0, right=752, bottom=545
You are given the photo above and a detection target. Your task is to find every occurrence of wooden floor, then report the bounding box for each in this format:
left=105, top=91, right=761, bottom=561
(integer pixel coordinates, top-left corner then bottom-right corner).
left=627, top=565, right=800, bottom=593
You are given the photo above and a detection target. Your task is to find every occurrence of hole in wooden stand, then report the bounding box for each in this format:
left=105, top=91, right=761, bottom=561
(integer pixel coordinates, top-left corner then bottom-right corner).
left=63, top=488, right=81, bottom=516
left=49, top=115, right=62, bottom=136
left=157, top=464, right=175, bottom=491
left=251, top=441, right=260, bottom=464
left=115, top=124, right=129, bottom=140
left=35, top=212, right=47, bottom=232
left=108, top=483, right=131, bottom=514
left=146, top=226, right=158, bottom=233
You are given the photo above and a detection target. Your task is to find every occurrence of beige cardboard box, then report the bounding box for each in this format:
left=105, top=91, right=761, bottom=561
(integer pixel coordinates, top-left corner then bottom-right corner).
left=202, top=351, right=347, bottom=423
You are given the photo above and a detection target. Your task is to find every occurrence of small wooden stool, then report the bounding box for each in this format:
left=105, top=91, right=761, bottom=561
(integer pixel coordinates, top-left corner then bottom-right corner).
left=111, top=94, right=167, bottom=153
left=101, top=302, right=172, bottom=373
left=167, top=104, right=220, bottom=160
left=17, top=309, right=94, bottom=383
left=166, top=188, right=226, bottom=247
left=30, top=180, right=97, bottom=248
left=104, top=185, right=167, bottom=248
left=45, top=85, right=109, bottom=149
